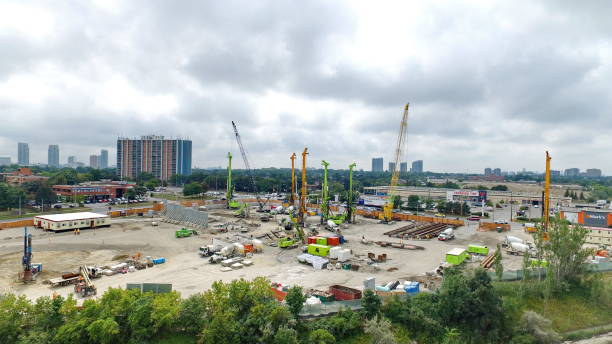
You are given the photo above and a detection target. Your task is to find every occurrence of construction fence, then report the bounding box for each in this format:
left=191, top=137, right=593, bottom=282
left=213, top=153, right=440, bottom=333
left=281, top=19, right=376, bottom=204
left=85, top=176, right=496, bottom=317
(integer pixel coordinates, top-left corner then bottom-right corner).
left=0, top=219, right=34, bottom=230
left=126, top=283, right=173, bottom=293
left=299, top=293, right=409, bottom=318
left=488, top=262, right=612, bottom=282
left=356, top=209, right=465, bottom=226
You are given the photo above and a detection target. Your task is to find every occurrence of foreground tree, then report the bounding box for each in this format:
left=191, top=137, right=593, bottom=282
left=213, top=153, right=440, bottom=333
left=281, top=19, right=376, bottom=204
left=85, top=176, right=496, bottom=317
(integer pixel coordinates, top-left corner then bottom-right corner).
left=540, top=216, right=592, bottom=292
left=285, top=286, right=307, bottom=318
left=361, top=290, right=382, bottom=319
left=364, top=316, right=396, bottom=344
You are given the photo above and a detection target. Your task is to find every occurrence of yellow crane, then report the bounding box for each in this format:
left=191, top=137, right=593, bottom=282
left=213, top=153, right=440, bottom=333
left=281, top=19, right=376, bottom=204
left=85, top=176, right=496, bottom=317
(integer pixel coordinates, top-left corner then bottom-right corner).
left=380, top=103, right=410, bottom=223
left=295, top=148, right=308, bottom=243
left=542, top=151, right=551, bottom=240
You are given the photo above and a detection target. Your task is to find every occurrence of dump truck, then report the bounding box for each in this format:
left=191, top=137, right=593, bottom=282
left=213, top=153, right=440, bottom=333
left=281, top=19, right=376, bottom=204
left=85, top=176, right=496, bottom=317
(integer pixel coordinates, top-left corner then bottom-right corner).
left=175, top=228, right=196, bottom=238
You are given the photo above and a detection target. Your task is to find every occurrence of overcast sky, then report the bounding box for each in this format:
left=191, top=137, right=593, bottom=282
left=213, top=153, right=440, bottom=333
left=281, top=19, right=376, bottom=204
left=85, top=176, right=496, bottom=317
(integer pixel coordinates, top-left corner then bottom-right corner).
left=0, top=1, right=610, bottom=174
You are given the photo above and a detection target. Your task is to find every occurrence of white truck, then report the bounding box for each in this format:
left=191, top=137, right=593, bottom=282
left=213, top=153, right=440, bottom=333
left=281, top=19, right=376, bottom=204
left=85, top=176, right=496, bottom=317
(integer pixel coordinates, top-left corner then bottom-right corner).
left=506, top=242, right=535, bottom=256
left=437, top=228, right=455, bottom=241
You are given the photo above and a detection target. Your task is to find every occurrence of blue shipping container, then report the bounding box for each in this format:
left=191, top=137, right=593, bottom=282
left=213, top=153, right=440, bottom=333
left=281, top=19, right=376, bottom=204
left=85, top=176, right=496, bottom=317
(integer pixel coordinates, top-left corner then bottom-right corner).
left=405, top=282, right=420, bottom=295
left=153, top=258, right=166, bottom=264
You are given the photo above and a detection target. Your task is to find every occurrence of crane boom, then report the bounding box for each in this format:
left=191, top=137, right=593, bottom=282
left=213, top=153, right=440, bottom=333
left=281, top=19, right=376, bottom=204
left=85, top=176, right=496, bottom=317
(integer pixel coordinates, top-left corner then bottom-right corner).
left=381, top=103, right=409, bottom=223
left=543, top=151, right=551, bottom=240
left=231, top=121, right=266, bottom=210
left=290, top=153, right=297, bottom=206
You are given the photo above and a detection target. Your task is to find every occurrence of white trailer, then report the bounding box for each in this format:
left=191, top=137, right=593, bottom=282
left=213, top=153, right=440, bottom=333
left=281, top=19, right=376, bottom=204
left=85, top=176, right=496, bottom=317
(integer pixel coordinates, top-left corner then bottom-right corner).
left=34, top=212, right=110, bottom=232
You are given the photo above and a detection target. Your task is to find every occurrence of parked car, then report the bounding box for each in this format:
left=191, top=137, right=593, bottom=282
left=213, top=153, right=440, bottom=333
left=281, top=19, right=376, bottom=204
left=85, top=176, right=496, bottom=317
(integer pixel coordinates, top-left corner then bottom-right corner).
left=53, top=204, right=62, bottom=209
left=494, top=219, right=509, bottom=224
left=434, top=213, right=445, bottom=218
left=467, top=216, right=481, bottom=221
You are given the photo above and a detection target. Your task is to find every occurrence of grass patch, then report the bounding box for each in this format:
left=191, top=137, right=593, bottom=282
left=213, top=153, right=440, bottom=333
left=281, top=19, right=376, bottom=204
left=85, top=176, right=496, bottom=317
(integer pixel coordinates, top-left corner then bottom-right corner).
left=495, top=273, right=612, bottom=333
left=563, top=323, right=612, bottom=341
left=0, top=207, right=92, bottom=221
left=152, top=333, right=196, bottom=344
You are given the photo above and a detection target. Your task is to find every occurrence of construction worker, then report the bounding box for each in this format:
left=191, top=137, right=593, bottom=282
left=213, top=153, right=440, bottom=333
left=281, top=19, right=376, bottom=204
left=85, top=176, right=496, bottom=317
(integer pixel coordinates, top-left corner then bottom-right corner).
left=76, top=228, right=80, bottom=235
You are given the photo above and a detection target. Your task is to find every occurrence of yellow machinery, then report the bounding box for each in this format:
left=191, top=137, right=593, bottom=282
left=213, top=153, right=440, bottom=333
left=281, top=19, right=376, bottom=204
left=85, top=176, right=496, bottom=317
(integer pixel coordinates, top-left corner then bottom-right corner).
left=290, top=153, right=296, bottom=206
left=294, top=148, right=308, bottom=243
left=542, top=151, right=551, bottom=240
left=380, top=103, right=410, bottom=223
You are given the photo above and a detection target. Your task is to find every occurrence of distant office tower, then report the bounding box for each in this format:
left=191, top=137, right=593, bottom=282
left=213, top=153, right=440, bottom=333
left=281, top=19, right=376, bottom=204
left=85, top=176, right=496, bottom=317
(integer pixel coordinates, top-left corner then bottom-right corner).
left=18, top=142, right=29, bottom=166
left=388, top=162, right=396, bottom=172
left=48, top=145, right=60, bottom=168
left=411, top=160, right=423, bottom=173
left=68, top=156, right=76, bottom=164
left=89, top=155, right=99, bottom=169
left=564, top=168, right=580, bottom=177
left=371, top=157, right=384, bottom=172
left=585, top=168, right=602, bottom=177
left=100, top=149, right=108, bottom=169
left=117, top=136, right=192, bottom=181
left=550, top=170, right=561, bottom=177
left=484, top=168, right=492, bottom=175
left=400, top=162, right=408, bottom=173
left=0, top=157, right=10, bottom=166
left=493, top=168, right=501, bottom=176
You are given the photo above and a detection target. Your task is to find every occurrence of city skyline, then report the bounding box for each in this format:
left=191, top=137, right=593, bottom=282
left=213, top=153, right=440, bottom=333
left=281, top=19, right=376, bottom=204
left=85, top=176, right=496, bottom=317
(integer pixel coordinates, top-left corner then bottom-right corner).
left=1, top=2, right=611, bottom=173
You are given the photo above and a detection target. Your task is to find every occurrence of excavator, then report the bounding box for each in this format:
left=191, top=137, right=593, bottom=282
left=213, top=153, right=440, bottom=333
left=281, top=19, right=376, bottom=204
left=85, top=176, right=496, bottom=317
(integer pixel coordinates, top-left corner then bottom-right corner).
left=380, top=103, right=410, bottom=224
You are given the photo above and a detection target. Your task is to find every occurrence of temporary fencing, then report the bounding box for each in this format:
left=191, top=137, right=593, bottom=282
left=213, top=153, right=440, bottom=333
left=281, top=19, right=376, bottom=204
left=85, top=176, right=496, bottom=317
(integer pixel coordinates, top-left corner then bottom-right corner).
left=487, top=261, right=612, bottom=281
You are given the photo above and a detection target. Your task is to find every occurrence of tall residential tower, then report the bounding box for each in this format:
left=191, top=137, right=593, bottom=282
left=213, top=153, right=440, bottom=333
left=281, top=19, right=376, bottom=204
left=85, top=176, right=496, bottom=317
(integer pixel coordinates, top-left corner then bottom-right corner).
left=116, top=136, right=192, bottom=181
left=18, top=142, right=29, bottom=166
left=48, top=145, right=60, bottom=168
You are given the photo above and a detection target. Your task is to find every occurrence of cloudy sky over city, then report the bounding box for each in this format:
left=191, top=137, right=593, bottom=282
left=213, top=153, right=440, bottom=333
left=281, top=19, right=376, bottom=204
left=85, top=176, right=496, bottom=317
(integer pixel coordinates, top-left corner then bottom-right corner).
left=0, top=1, right=611, bottom=173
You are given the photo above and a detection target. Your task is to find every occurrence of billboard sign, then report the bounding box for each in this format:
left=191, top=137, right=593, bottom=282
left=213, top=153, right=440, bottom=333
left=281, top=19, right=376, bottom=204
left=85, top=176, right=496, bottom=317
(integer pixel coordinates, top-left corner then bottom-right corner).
left=563, top=212, right=578, bottom=224
left=584, top=211, right=608, bottom=228
left=446, top=190, right=487, bottom=202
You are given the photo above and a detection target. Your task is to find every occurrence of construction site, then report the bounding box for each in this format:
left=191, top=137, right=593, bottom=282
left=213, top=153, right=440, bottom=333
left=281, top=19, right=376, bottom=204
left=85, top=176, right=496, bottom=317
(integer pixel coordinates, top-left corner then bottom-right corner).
left=0, top=104, right=565, bottom=304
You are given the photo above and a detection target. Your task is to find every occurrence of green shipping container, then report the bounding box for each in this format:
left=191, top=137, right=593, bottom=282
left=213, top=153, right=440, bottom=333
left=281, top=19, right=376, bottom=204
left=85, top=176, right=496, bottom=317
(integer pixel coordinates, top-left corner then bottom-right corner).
left=467, top=244, right=489, bottom=256
left=445, top=248, right=469, bottom=265
left=308, top=244, right=330, bottom=257
left=316, top=237, right=328, bottom=245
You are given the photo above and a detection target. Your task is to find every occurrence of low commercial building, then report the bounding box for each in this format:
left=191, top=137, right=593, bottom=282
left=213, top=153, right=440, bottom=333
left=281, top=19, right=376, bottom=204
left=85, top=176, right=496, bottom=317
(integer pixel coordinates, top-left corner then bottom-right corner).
left=2, top=168, right=49, bottom=185
left=363, top=186, right=572, bottom=207
left=560, top=208, right=612, bottom=245
left=34, top=212, right=110, bottom=232
left=53, top=181, right=134, bottom=201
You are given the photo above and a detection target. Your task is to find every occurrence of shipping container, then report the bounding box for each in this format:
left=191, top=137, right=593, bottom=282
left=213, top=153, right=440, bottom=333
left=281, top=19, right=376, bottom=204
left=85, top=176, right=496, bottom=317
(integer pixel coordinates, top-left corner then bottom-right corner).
left=329, top=285, right=362, bottom=300
left=445, top=248, right=469, bottom=265
left=308, top=244, right=330, bottom=257
left=316, top=237, right=328, bottom=245
left=307, top=236, right=318, bottom=244
left=467, top=244, right=489, bottom=256
left=326, top=236, right=340, bottom=246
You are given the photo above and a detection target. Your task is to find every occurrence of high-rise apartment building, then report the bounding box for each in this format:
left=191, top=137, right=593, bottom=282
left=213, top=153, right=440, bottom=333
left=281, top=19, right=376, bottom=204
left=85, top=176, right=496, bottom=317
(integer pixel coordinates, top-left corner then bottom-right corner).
left=411, top=160, right=423, bottom=173
left=0, top=157, right=11, bottom=166
left=18, top=142, right=29, bottom=166
left=371, top=157, right=383, bottom=172
left=89, top=155, right=99, bottom=169
left=400, top=162, right=408, bottom=173
left=388, top=162, right=396, bottom=172
left=117, top=136, right=192, bottom=181
left=48, top=145, right=60, bottom=168
left=493, top=168, right=501, bottom=176
left=585, top=168, right=602, bottom=177
left=484, top=168, right=492, bottom=175
left=564, top=168, right=580, bottom=177
left=100, top=149, right=108, bottom=169
left=550, top=170, right=561, bottom=177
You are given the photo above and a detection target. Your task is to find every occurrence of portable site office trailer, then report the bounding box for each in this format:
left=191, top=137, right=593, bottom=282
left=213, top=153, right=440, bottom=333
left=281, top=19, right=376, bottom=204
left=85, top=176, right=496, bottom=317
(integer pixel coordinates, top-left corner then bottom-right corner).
left=34, top=212, right=110, bottom=232
left=445, top=248, right=469, bottom=265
